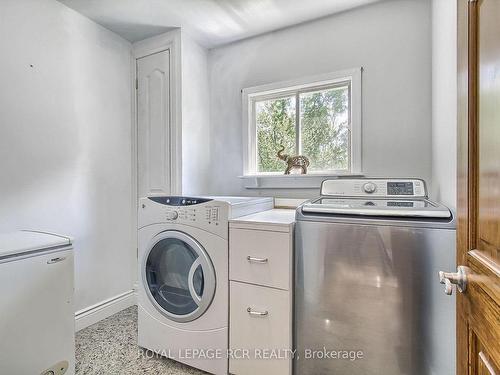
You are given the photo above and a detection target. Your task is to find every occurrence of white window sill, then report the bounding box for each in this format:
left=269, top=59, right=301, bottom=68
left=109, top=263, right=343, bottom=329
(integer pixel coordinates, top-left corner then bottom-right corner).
left=239, top=173, right=364, bottom=189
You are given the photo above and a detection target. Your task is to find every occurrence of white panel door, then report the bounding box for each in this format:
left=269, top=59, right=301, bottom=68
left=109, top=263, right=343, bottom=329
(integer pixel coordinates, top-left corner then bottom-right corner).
left=137, top=49, right=171, bottom=198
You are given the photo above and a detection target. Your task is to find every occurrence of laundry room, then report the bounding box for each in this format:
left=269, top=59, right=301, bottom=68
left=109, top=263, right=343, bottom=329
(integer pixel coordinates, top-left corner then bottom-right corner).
left=0, top=0, right=498, bottom=375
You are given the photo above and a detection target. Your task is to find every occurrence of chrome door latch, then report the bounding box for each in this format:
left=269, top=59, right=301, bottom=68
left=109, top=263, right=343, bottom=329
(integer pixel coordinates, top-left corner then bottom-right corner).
left=438, top=266, right=470, bottom=295
left=247, top=307, right=269, bottom=317
left=247, top=255, right=269, bottom=264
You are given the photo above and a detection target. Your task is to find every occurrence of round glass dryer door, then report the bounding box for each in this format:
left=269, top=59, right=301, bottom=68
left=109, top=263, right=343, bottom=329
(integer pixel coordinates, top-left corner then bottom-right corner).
left=144, top=231, right=216, bottom=323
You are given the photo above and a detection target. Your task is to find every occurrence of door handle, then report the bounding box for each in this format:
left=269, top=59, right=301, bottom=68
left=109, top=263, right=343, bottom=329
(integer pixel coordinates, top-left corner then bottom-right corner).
left=438, top=266, right=470, bottom=295
left=247, top=256, right=268, bottom=264
left=47, top=257, right=66, bottom=264
left=188, top=258, right=202, bottom=305
left=247, top=307, right=269, bottom=317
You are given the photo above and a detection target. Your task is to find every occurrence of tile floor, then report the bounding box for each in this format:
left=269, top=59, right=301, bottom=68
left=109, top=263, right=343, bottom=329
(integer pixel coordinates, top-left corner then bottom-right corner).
left=76, top=306, right=207, bottom=375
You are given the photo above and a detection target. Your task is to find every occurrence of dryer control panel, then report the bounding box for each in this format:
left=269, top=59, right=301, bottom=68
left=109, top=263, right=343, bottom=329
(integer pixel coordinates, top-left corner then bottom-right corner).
left=138, top=197, right=230, bottom=239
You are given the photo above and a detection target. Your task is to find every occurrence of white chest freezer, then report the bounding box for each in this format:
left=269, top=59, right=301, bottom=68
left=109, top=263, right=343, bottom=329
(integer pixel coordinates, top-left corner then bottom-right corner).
left=0, top=230, right=75, bottom=375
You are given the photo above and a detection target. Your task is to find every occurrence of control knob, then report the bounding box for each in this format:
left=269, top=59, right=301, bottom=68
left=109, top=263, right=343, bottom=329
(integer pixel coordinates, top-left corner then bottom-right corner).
left=363, top=182, right=377, bottom=194
left=166, top=211, right=179, bottom=220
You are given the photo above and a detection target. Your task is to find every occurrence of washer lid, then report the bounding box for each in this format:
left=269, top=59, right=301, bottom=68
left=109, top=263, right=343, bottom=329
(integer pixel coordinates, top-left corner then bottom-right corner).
left=0, top=230, right=72, bottom=258
left=301, top=198, right=452, bottom=219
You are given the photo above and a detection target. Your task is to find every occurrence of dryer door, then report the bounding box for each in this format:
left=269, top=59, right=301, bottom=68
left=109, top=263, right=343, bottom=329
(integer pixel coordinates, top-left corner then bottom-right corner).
left=143, top=230, right=216, bottom=323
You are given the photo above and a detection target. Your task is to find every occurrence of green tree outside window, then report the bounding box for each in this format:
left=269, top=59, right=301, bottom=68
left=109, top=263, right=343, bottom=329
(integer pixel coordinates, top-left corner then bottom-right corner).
left=255, top=85, right=349, bottom=173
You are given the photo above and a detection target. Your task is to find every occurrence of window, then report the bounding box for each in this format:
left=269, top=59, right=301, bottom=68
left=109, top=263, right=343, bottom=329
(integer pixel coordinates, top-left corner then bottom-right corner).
left=242, top=69, right=361, bottom=176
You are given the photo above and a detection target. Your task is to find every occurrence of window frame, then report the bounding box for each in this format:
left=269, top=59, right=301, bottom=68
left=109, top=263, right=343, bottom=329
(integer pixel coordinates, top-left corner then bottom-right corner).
left=242, top=68, right=362, bottom=176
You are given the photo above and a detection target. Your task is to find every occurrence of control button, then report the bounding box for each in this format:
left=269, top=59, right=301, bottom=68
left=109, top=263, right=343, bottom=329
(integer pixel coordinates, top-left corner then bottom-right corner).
left=363, top=182, right=377, bottom=194
left=166, top=211, right=179, bottom=220
left=364, top=201, right=376, bottom=206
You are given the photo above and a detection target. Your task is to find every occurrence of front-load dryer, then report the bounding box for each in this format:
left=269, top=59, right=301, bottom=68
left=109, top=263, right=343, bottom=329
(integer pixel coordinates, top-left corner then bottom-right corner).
left=137, top=196, right=273, bottom=374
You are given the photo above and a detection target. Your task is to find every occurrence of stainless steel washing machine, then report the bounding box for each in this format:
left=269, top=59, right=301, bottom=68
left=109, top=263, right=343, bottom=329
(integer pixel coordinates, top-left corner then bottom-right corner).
left=295, top=178, right=455, bottom=375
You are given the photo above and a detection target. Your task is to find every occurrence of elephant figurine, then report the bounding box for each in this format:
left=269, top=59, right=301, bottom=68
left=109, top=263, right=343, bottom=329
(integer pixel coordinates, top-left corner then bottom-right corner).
left=277, top=146, right=310, bottom=174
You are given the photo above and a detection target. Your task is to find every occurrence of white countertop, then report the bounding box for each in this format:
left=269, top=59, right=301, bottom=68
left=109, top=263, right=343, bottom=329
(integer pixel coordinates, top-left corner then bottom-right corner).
left=230, top=209, right=296, bottom=226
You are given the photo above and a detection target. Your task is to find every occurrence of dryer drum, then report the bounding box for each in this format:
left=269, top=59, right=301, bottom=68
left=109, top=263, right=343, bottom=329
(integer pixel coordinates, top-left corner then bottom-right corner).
left=143, top=231, right=216, bottom=323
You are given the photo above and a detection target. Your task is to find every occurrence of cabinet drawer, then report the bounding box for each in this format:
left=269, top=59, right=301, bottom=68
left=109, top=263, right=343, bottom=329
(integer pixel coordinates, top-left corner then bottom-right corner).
left=229, top=228, right=291, bottom=290
left=230, top=282, right=292, bottom=375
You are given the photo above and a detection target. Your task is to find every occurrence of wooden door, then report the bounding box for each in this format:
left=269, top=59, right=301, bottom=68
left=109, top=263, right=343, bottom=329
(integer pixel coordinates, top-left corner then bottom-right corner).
left=137, top=49, right=171, bottom=198
left=456, top=0, right=500, bottom=374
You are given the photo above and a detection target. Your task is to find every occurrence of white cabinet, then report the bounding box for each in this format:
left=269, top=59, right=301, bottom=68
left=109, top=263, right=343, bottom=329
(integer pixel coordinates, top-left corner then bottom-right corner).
left=229, top=209, right=295, bottom=375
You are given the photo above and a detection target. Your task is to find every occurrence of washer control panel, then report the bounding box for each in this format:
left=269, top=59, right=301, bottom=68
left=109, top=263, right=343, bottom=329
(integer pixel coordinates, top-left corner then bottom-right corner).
left=362, top=182, right=377, bottom=194
left=321, top=178, right=427, bottom=198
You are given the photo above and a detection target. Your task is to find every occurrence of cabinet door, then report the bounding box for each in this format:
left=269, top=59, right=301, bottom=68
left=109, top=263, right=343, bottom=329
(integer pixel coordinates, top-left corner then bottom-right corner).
left=230, top=228, right=291, bottom=290
left=137, top=49, right=171, bottom=198
left=230, top=281, right=292, bottom=375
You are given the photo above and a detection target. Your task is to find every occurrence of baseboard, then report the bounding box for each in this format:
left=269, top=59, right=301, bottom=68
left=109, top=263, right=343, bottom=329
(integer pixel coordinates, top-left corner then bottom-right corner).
left=75, top=290, right=137, bottom=331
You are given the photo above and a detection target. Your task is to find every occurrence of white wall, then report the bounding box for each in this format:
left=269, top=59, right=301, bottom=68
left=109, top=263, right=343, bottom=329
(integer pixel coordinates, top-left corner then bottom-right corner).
left=181, top=32, right=211, bottom=195
left=0, top=0, right=134, bottom=312
left=431, top=0, right=457, bottom=209
left=207, top=0, right=432, bottom=198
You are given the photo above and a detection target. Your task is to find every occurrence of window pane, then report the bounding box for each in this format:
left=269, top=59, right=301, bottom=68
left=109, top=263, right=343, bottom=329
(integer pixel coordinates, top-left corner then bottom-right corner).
left=256, top=96, right=296, bottom=173
left=300, top=85, right=349, bottom=171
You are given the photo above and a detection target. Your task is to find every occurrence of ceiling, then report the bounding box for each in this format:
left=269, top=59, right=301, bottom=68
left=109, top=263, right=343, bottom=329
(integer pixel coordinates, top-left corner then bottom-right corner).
left=58, top=0, right=380, bottom=48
